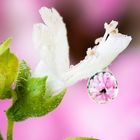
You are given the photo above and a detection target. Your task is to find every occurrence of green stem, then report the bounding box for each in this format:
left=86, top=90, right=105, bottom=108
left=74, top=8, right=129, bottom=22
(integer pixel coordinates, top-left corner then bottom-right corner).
left=7, top=117, right=14, bottom=140
left=0, top=132, right=3, bottom=140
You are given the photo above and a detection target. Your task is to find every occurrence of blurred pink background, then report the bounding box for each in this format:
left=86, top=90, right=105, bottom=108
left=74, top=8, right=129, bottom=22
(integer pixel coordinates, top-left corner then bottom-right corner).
left=0, top=0, right=140, bottom=140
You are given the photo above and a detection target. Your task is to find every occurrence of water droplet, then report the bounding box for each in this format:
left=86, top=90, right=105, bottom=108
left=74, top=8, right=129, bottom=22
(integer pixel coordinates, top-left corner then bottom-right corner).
left=87, top=71, right=118, bottom=104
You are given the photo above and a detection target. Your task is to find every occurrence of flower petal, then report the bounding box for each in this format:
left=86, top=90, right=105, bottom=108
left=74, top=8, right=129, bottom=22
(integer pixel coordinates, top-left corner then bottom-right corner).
left=62, top=32, right=131, bottom=88
left=33, top=60, right=65, bottom=93
left=33, top=7, right=69, bottom=77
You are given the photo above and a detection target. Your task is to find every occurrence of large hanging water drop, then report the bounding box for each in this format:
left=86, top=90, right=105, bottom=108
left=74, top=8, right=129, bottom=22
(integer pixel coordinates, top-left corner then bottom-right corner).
left=87, top=71, right=118, bottom=104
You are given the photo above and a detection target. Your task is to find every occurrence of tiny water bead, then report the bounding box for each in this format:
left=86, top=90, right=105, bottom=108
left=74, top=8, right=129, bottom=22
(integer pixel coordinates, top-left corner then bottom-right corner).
left=87, top=71, right=118, bottom=104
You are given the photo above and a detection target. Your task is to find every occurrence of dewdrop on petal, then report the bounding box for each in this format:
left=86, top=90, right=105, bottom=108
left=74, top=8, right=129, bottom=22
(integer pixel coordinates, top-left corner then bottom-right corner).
left=33, top=7, right=132, bottom=99
left=88, top=71, right=118, bottom=104
left=86, top=21, right=125, bottom=104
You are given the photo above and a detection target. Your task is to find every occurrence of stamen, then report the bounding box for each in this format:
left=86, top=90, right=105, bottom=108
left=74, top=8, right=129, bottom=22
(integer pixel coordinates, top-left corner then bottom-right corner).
left=104, top=20, right=118, bottom=34
left=95, top=37, right=103, bottom=45
left=86, top=48, right=96, bottom=56
left=98, top=20, right=119, bottom=45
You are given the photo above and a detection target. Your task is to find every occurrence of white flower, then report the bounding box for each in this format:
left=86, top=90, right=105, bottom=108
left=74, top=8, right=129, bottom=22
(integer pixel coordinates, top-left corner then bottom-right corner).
left=32, top=7, right=132, bottom=95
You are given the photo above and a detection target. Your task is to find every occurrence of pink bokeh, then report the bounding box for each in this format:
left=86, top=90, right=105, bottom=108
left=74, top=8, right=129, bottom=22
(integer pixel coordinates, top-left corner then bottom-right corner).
left=0, top=1, right=140, bottom=140
left=1, top=50, right=140, bottom=140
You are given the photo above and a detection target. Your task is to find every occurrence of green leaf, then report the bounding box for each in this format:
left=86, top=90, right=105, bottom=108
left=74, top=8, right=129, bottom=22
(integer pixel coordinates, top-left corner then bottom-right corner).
left=7, top=71, right=66, bottom=121
left=0, top=132, right=3, bottom=140
left=0, top=38, right=12, bottom=55
left=66, top=137, right=98, bottom=140
left=0, top=38, right=18, bottom=99
left=15, top=60, right=31, bottom=95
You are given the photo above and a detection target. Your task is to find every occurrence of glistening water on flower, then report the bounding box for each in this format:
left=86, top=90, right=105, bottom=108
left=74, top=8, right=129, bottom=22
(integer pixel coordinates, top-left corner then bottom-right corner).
left=88, top=71, right=118, bottom=104
left=33, top=7, right=132, bottom=97
left=0, top=6, right=132, bottom=140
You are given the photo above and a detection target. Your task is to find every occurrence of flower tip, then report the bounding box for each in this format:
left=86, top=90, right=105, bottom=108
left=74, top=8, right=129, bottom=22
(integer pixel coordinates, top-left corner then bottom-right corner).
left=51, top=7, right=58, bottom=14
left=128, top=36, right=132, bottom=41
left=109, top=20, right=118, bottom=28
left=39, top=7, right=53, bottom=18
left=127, top=35, right=132, bottom=45
left=110, top=20, right=118, bottom=25
left=39, top=7, right=58, bottom=17
left=124, top=35, right=132, bottom=45
left=39, top=7, right=48, bottom=14
left=104, top=20, right=118, bottom=34
left=38, top=6, right=62, bottom=27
